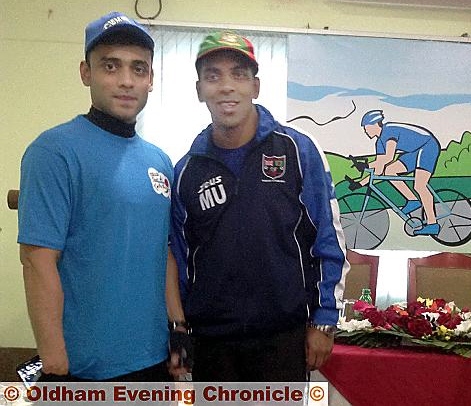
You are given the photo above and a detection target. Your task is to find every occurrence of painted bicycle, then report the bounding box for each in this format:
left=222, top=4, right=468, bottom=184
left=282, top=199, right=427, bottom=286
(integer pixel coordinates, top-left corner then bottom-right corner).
left=338, top=155, right=471, bottom=249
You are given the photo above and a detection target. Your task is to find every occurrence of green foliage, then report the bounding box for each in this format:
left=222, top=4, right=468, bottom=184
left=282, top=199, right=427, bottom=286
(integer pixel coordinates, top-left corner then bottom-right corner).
left=436, top=131, right=471, bottom=176
left=336, top=330, right=471, bottom=357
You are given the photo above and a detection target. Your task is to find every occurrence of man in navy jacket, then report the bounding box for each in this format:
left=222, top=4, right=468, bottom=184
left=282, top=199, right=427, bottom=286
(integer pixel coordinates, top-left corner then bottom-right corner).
left=170, top=31, right=349, bottom=381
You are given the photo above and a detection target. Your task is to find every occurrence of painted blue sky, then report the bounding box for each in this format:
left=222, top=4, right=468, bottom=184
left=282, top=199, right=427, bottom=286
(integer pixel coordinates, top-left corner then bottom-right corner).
left=287, top=33, right=471, bottom=155
left=288, top=34, right=471, bottom=109
left=288, top=83, right=471, bottom=111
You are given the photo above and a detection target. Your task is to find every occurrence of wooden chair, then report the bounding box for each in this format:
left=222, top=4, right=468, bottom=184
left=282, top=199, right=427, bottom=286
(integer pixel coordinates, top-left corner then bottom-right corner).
left=407, top=252, right=471, bottom=308
left=344, top=249, right=379, bottom=304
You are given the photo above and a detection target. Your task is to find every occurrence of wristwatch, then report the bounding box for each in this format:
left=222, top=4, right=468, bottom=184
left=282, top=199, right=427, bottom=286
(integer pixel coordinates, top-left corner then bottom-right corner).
left=308, top=322, right=338, bottom=337
left=168, top=320, right=190, bottom=333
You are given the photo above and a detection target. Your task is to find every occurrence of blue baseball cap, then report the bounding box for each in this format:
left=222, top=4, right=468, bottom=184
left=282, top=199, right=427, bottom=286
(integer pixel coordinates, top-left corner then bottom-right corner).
left=361, top=110, right=384, bottom=126
left=85, top=11, right=154, bottom=56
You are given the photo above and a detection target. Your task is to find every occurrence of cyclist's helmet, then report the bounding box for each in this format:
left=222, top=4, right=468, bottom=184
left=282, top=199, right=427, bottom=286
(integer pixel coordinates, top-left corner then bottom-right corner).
left=361, top=110, right=384, bottom=126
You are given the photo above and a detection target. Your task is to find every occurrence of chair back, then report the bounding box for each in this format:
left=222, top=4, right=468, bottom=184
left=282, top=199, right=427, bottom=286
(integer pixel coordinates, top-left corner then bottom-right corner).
left=407, top=252, right=471, bottom=308
left=344, top=250, right=379, bottom=304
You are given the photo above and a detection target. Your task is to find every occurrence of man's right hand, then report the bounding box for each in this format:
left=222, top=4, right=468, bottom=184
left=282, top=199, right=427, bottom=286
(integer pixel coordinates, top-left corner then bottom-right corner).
left=40, top=346, right=69, bottom=376
left=21, top=245, right=69, bottom=377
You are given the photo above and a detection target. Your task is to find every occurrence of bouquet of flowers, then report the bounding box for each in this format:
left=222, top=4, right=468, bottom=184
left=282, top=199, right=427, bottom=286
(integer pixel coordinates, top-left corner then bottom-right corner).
left=336, top=298, right=471, bottom=358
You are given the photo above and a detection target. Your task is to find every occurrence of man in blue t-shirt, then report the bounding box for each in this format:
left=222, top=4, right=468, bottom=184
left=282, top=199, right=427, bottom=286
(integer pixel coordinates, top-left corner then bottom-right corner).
left=353, top=110, right=440, bottom=236
left=18, top=12, right=191, bottom=381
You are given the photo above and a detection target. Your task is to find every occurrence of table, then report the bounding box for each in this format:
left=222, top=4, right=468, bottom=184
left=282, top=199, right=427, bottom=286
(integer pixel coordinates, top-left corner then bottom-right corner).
left=309, top=370, right=351, bottom=405
left=319, top=343, right=471, bottom=406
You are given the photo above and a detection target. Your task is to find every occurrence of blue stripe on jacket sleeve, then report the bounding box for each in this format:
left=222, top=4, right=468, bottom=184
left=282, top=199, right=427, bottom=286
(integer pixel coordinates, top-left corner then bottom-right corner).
left=285, top=127, right=349, bottom=326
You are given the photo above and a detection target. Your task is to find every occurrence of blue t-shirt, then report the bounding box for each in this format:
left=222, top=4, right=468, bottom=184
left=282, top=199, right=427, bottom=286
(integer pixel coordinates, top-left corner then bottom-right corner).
left=210, top=138, right=257, bottom=177
left=18, top=116, right=173, bottom=379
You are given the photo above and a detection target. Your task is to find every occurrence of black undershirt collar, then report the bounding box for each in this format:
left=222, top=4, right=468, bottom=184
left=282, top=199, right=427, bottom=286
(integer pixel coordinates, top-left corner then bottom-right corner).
left=84, top=106, right=136, bottom=138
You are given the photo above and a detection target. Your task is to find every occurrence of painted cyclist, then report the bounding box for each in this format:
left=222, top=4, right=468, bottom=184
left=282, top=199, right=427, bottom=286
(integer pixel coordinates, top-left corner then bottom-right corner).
left=350, top=109, right=441, bottom=236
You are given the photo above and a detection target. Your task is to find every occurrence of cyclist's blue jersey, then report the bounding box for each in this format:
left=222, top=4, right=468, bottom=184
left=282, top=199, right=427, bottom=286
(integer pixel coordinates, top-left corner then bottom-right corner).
left=376, top=122, right=440, bottom=173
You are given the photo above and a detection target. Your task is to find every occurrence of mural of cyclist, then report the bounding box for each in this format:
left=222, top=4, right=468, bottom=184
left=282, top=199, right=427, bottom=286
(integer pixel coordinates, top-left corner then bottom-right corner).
left=352, top=109, right=441, bottom=236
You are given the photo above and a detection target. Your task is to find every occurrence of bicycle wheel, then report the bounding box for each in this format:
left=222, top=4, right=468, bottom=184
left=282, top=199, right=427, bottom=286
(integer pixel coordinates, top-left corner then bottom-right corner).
left=431, top=188, right=471, bottom=246
left=338, top=192, right=389, bottom=249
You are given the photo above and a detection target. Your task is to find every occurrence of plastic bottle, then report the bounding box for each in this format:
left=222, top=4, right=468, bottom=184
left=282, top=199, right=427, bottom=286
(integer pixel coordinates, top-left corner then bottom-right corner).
left=359, top=288, right=373, bottom=304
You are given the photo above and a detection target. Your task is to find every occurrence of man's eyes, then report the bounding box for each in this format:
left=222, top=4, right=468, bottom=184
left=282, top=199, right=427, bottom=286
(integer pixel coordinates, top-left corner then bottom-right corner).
left=232, top=69, right=250, bottom=79
left=204, top=70, right=251, bottom=82
left=102, top=61, right=148, bottom=75
left=205, top=73, right=220, bottom=81
left=104, top=61, right=118, bottom=71
left=133, top=65, right=149, bottom=75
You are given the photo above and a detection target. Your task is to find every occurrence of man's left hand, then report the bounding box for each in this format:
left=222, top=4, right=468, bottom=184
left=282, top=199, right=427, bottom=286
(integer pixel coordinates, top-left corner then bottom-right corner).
left=305, top=327, right=334, bottom=370
left=168, top=330, right=193, bottom=379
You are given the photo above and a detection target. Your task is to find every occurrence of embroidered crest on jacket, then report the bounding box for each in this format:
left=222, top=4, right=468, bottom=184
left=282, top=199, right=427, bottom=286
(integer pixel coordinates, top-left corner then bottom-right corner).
left=262, top=154, right=286, bottom=181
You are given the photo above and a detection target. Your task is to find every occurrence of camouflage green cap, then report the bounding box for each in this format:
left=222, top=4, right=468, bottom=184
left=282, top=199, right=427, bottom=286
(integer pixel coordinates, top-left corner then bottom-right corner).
left=196, top=31, right=258, bottom=73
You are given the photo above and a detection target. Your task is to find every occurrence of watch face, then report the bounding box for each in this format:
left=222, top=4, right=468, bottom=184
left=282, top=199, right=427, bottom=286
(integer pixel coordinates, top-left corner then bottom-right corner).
left=313, top=325, right=337, bottom=335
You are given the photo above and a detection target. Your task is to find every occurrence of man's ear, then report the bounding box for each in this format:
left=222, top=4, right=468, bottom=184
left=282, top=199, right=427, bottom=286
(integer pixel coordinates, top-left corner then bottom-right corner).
left=196, top=81, right=204, bottom=102
left=253, top=77, right=260, bottom=100
left=79, top=60, right=91, bottom=87
left=148, top=69, right=154, bottom=92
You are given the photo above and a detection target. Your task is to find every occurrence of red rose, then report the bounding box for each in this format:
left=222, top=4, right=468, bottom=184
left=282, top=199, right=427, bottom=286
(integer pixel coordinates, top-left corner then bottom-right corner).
left=383, top=308, right=400, bottom=323
left=407, top=301, right=429, bottom=317
left=384, top=308, right=408, bottom=330
left=396, top=315, right=409, bottom=330
left=353, top=300, right=375, bottom=313
left=434, top=298, right=447, bottom=309
left=447, top=315, right=462, bottom=329
left=437, top=312, right=463, bottom=329
left=407, top=317, right=433, bottom=338
left=364, top=308, right=388, bottom=328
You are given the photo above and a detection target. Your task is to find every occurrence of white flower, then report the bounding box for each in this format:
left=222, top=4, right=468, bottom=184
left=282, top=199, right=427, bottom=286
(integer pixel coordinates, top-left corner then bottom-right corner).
left=422, top=312, right=440, bottom=322
left=338, top=317, right=372, bottom=332
left=445, top=301, right=461, bottom=312
left=461, top=311, right=471, bottom=321
left=454, top=319, right=471, bottom=338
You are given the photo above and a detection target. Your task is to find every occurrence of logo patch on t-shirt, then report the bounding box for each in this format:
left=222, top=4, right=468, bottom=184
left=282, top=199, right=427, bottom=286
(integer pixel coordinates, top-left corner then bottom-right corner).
left=148, top=168, right=171, bottom=198
left=262, top=154, right=286, bottom=181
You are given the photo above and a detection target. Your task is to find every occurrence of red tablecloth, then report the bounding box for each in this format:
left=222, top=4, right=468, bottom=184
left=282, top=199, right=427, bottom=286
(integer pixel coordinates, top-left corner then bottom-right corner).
left=320, top=343, right=471, bottom=406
